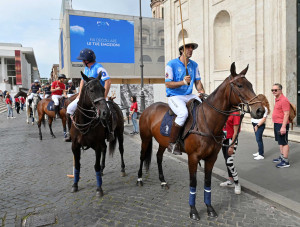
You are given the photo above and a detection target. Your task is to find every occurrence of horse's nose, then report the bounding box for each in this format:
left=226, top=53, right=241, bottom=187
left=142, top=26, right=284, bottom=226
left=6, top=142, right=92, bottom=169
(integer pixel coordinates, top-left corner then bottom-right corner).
left=101, top=110, right=107, bottom=119
left=256, top=107, right=264, bottom=118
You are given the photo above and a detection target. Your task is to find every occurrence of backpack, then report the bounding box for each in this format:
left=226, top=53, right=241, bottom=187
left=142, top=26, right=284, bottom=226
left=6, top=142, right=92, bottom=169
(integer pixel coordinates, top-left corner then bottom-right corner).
left=289, top=103, right=297, bottom=130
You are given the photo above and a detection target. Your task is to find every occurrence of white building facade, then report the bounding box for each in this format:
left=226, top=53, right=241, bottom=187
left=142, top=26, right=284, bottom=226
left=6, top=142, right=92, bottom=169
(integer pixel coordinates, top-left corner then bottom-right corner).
left=0, top=43, right=39, bottom=92
left=164, top=0, right=298, bottom=137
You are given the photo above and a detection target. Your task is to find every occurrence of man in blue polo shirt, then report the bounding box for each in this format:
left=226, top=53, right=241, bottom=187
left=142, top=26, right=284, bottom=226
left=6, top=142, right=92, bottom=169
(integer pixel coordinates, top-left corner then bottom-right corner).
left=165, top=38, right=205, bottom=155
left=27, top=80, right=41, bottom=106
left=66, top=48, right=113, bottom=142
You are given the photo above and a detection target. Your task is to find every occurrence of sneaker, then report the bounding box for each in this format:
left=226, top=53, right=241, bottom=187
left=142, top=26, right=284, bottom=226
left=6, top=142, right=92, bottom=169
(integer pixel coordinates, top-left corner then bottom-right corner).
left=273, top=156, right=282, bottom=163
left=220, top=180, right=234, bottom=187
left=253, top=152, right=259, bottom=157
left=130, top=131, right=135, bottom=135
left=254, top=155, right=264, bottom=160
left=234, top=183, right=241, bottom=194
left=276, top=160, right=290, bottom=168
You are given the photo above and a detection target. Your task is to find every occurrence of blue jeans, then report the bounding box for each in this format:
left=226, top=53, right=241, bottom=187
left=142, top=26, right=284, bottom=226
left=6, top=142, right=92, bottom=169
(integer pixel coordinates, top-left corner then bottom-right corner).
left=252, top=123, right=265, bottom=156
left=132, top=112, right=139, bottom=133
left=7, top=104, right=13, bottom=117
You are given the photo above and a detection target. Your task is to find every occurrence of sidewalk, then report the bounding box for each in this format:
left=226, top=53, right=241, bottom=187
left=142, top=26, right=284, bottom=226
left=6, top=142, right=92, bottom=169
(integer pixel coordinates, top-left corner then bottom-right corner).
left=124, top=123, right=300, bottom=217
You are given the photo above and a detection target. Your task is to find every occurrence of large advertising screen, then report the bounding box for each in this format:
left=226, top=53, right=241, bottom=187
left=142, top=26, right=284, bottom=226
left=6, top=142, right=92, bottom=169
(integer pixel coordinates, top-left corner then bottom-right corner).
left=69, top=15, right=135, bottom=63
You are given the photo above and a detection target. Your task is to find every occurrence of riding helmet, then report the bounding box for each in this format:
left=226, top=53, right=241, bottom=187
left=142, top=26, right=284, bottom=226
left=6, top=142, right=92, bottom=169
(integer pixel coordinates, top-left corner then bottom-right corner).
left=34, top=79, right=39, bottom=83
left=58, top=74, right=67, bottom=79
left=77, top=48, right=96, bottom=62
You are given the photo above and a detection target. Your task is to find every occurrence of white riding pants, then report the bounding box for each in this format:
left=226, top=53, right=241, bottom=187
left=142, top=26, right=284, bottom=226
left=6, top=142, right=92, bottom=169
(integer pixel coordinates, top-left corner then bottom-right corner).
left=27, top=93, right=36, bottom=100
left=67, top=98, right=79, bottom=115
left=67, top=94, right=75, bottom=98
left=168, top=94, right=201, bottom=126
left=52, top=95, right=62, bottom=106
left=44, top=94, right=50, bottom=99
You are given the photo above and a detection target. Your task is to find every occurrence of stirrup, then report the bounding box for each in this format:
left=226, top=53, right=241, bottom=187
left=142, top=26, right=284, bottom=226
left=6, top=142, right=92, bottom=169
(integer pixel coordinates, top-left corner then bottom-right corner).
left=167, top=143, right=182, bottom=155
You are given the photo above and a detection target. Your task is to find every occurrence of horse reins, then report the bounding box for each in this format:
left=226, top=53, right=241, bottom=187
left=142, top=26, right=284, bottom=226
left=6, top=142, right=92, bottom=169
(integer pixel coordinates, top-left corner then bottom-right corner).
left=191, top=75, right=261, bottom=147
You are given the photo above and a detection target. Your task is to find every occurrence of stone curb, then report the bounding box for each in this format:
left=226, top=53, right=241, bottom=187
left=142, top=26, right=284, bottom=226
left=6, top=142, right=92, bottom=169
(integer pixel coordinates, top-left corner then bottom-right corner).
left=123, top=124, right=300, bottom=218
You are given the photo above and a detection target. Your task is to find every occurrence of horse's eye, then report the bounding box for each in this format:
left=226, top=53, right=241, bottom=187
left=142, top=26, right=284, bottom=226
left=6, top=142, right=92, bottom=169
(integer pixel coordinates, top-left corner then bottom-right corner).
left=237, top=84, right=242, bottom=88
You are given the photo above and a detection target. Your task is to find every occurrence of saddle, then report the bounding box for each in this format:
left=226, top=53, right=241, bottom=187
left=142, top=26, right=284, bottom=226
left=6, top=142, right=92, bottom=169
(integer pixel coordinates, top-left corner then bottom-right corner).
left=47, top=97, right=66, bottom=112
left=160, top=99, right=201, bottom=139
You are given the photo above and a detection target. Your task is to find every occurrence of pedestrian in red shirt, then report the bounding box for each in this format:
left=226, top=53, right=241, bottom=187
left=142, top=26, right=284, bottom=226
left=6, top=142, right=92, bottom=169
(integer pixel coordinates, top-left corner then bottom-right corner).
left=5, top=92, right=15, bottom=119
left=51, top=74, right=67, bottom=118
left=15, top=96, right=20, bottom=114
left=20, top=96, right=25, bottom=111
left=219, top=111, right=241, bottom=195
left=129, top=95, right=139, bottom=135
left=271, top=83, right=290, bottom=168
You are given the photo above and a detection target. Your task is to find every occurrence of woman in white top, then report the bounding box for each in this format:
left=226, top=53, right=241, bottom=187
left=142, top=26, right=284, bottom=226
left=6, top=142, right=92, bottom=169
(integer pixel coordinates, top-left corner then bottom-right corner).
left=251, top=94, right=270, bottom=160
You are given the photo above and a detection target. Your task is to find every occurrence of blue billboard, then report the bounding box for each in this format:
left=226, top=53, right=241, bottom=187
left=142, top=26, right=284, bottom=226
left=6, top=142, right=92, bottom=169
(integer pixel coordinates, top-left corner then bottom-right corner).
left=69, top=15, right=135, bottom=63
left=60, top=30, right=64, bottom=69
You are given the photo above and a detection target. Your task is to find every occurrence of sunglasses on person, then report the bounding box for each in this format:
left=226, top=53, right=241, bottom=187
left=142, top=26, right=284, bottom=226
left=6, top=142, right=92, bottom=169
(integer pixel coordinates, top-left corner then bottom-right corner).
left=271, top=89, right=281, bottom=92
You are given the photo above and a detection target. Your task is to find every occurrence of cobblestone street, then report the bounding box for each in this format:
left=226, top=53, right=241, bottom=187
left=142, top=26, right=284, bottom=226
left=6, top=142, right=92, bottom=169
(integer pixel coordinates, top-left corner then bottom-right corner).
left=1, top=112, right=300, bottom=227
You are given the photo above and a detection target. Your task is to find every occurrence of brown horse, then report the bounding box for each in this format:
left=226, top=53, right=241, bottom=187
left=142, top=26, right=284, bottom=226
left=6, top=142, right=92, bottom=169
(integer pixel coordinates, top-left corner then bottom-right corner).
left=70, top=72, right=125, bottom=197
left=36, top=94, right=78, bottom=140
left=137, top=62, right=264, bottom=220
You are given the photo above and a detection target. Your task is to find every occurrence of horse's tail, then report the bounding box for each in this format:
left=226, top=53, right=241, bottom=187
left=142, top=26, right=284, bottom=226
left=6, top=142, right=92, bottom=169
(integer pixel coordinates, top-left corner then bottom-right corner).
left=144, top=138, right=153, bottom=172
left=108, top=133, right=117, bottom=156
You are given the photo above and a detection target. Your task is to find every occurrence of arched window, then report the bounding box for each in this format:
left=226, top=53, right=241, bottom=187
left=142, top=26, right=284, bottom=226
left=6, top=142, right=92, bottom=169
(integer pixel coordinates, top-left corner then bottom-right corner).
left=158, top=30, right=164, bottom=46
left=157, top=56, right=165, bottom=62
left=214, top=10, right=231, bottom=70
left=178, top=29, right=188, bottom=41
left=141, top=29, right=150, bottom=45
left=140, top=55, right=152, bottom=62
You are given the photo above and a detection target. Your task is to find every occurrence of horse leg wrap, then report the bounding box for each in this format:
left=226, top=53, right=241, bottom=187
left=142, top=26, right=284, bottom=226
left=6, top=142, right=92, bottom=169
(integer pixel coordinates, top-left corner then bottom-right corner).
left=204, top=186, right=211, bottom=205
left=96, top=171, right=102, bottom=187
left=189, top=187, right=196, bottom=206
left=74, top=168, right=80, bottom=184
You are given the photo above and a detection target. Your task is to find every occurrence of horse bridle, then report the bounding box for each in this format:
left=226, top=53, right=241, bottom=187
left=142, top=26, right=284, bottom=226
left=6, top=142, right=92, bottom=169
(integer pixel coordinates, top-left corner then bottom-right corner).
left=73, top=80, right=107, bottom=135
left=193, top=75, right=261, bottom=147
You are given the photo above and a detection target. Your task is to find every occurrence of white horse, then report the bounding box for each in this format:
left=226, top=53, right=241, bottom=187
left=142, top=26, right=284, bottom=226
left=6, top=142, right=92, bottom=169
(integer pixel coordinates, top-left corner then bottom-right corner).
left=26, top=93, right=40, bottom=125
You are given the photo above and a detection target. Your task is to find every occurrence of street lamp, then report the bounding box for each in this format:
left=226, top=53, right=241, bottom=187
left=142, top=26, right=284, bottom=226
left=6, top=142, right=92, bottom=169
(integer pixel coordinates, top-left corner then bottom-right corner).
left=139, top=0, right=145, bottom=112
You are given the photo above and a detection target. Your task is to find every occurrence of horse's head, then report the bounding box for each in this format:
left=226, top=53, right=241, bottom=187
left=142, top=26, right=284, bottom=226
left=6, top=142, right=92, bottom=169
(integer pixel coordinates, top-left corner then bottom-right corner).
left=228, top=62, right=264, bottom=119
left=32, top=93, right=40, bottom=107
left=81, top=71, right=108, bottom=120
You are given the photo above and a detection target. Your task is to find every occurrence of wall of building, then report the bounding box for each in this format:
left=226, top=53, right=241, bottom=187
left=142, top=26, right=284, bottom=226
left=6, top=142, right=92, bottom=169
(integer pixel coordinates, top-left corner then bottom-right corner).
left=164, top=0, right=297, bottom=131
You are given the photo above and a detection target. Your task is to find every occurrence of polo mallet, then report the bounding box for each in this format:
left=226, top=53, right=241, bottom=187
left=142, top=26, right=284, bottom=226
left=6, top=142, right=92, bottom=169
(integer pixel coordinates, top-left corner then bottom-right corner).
left=179, top=0, right=190, bottom=85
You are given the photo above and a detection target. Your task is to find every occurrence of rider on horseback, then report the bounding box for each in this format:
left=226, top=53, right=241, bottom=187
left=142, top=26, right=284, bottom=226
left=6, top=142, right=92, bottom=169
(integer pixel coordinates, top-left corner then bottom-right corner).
left=27, top=80, right=41, bottom=106
left=66, top=48, right=114, bottom=142
left=51, top=74, right=67, bottom=118
left=165, top=38, right=205, bottom=155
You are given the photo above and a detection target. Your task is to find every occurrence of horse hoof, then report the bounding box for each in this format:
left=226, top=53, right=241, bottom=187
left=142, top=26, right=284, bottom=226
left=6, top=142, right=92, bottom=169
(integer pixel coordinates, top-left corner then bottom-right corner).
left=207, top=205, right=218, bottom=218
left=32, top=123, right=34, bottom=125
left=72, top=185, right=78, bottom=193
left=52, top=135, right=56, bottom=138
left=39, top=137, right=42, bottom=140
left=161, top=182, right=169, bottom=190
left=190, top=206, right=200, bottom=221
left=96, top=187, right=104, bottom=197
left=121, top=171, right=126, bottom=177
left=136, top=180, right=143, bottom=187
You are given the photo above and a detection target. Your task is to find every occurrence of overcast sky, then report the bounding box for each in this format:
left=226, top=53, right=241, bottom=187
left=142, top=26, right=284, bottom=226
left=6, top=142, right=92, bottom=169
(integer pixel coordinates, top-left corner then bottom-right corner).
left=0, top=0, right=152, bottom=78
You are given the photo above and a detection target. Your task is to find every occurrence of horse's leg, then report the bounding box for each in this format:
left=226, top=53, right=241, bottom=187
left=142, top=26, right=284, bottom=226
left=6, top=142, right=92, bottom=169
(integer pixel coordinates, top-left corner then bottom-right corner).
left=100, top=148, right=106, bottom=176
left=38, top=113, right=44, bottom=140
left=72, top=142, right=81, bottom=193
left=157, top=145, right=169, bottom=189
left=26, top=107, right=30, bottom=124
left=136, top=137, right=152, bottom=186
left=117, top=131, right=126, bottom=177
left=48, top=117, right=56, bottom=138
left=94, top=146, right=105, bottom=197
left=32, top=106, right=35, bottom=125
left=188, top=154, right=200, bottom=221
left=204, top=155, right=218, bottom=218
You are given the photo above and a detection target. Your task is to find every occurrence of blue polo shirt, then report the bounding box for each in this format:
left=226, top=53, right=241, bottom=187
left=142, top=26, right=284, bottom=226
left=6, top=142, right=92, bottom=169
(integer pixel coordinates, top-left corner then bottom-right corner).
left=31, top=84, right=41, bottom=93
left=165, top=58, right=201, bottom=97
left=83, top=62, right=110, bottom=87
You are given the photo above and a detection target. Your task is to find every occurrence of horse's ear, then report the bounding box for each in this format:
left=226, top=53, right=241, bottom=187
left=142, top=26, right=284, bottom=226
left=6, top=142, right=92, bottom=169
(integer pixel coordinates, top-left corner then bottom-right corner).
left=96, top=71, right=102, bottom=81
left=81, top=71, right=89, bottom=82
left=239, top=64, right=249, bottom=76
left=230, top=62, right=237, bottom=76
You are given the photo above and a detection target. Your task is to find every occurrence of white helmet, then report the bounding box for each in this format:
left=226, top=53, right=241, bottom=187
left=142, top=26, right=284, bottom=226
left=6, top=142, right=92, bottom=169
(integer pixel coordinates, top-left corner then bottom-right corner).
left=68, top=80, right=72, bottom=83
left=34, top=79, right=39, bottom=83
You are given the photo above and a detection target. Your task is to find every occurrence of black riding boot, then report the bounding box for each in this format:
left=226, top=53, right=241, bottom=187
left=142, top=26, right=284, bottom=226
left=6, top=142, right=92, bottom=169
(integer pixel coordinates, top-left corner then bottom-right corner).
left=167, top=123, right=183, bottom=155
left=64, top=114, right=72, bottom=142
left=28, top=99, right=32, bottom=106
left=54, top=105, right=60, bottom=119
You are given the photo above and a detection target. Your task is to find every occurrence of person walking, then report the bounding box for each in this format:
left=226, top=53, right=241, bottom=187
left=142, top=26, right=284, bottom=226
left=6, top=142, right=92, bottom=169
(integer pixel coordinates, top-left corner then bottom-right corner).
left=129, top=95, right=139, bottom=135
left=220, top=111, right=241, bottom=195
left=5, top=92, right=15, bottom=119
left=14, top=96, right=20, bottom=114
left=165, top=38, right=205, bottom=155
left=271, top=83, right=291, bottom=168
left=20, top=96, right=25, bottom=111
left=252, top=94, right=270, bottom=160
